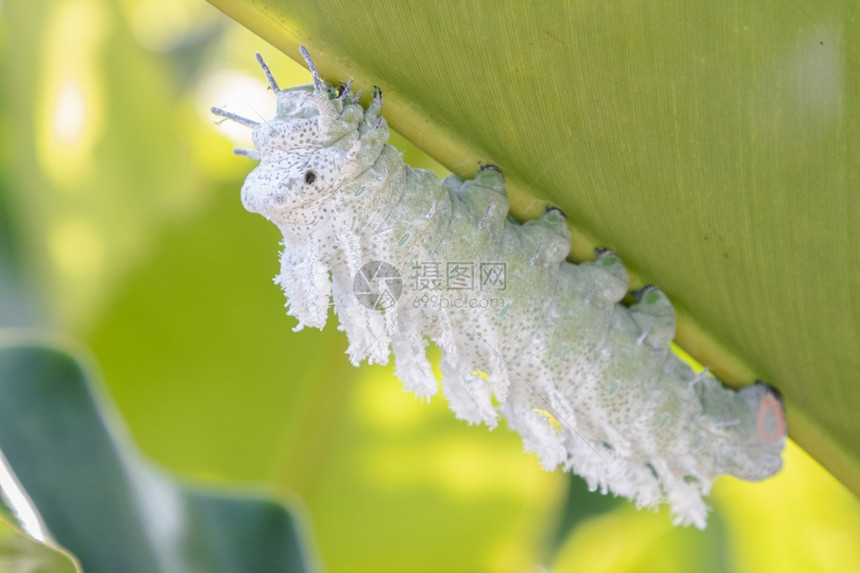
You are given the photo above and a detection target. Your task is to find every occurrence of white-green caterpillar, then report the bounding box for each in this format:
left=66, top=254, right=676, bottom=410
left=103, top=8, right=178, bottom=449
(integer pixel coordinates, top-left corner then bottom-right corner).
left=212, top=47, right=786, bottom=528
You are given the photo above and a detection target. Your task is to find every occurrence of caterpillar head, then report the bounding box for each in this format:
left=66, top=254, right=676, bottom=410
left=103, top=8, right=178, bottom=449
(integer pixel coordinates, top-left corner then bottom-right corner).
left=212, top=48, right=389, bottom=230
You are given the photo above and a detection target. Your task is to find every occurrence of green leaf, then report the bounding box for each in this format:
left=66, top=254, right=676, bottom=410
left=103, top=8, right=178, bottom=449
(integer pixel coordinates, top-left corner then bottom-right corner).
left=205, top=0, right=860, bottom=495
left=0, top=335, right=312, bottom=573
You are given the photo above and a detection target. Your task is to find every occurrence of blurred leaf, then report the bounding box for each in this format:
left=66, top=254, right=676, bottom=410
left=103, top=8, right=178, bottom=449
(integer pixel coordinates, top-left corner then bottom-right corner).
left=0, top=514, right=80, bottom=573
left=552, top=505, right=732, bottom=573
left=0, top=336, right=312, bottom=573
left=546, top=475, right=624, bottom=558
left=206, top=0, right=860, bottom=495
left=0, top=0, right=216, bottom=332
left=547, top=476, right=732, bottom=571
left=0, top=175, right=41, bottom=329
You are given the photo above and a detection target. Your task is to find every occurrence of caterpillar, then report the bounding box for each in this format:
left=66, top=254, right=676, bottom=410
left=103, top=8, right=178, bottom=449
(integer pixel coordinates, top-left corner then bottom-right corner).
left=211, top=47, right=786, bottom=528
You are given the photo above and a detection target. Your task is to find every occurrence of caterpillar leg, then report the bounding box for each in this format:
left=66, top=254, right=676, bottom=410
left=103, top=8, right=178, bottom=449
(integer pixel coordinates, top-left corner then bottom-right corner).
left=527, top=206, right=572, bottom=267
left=463, top=165, right=508, bottom=203
left=577, top=248, right=629, bottom=305
left=497, top=203, right=570, bottom=272
left=343, top=90, right=382, bottom=165
left=543, top=205, right=567, bottom=221
left=629, top=285, right=676, bottom=349
left=449, top=165, right=511, bottom=254
left=442, top=174, right=464, bottom=194
left=363, top=86, right=384, bottom=128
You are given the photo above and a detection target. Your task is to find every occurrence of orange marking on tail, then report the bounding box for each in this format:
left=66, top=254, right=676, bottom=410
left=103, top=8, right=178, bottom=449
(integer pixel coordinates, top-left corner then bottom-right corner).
left=756, top=393, right=786, bottom=444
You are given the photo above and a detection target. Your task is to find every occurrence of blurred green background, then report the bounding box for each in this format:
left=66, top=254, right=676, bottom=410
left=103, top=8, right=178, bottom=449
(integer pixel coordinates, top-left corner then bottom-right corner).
left=1, top=0, right=859, bottom=571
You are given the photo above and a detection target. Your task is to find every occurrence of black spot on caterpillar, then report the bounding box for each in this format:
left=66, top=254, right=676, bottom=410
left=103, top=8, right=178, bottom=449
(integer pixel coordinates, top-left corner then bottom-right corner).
left=211, top=47, right=786, bottom=528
